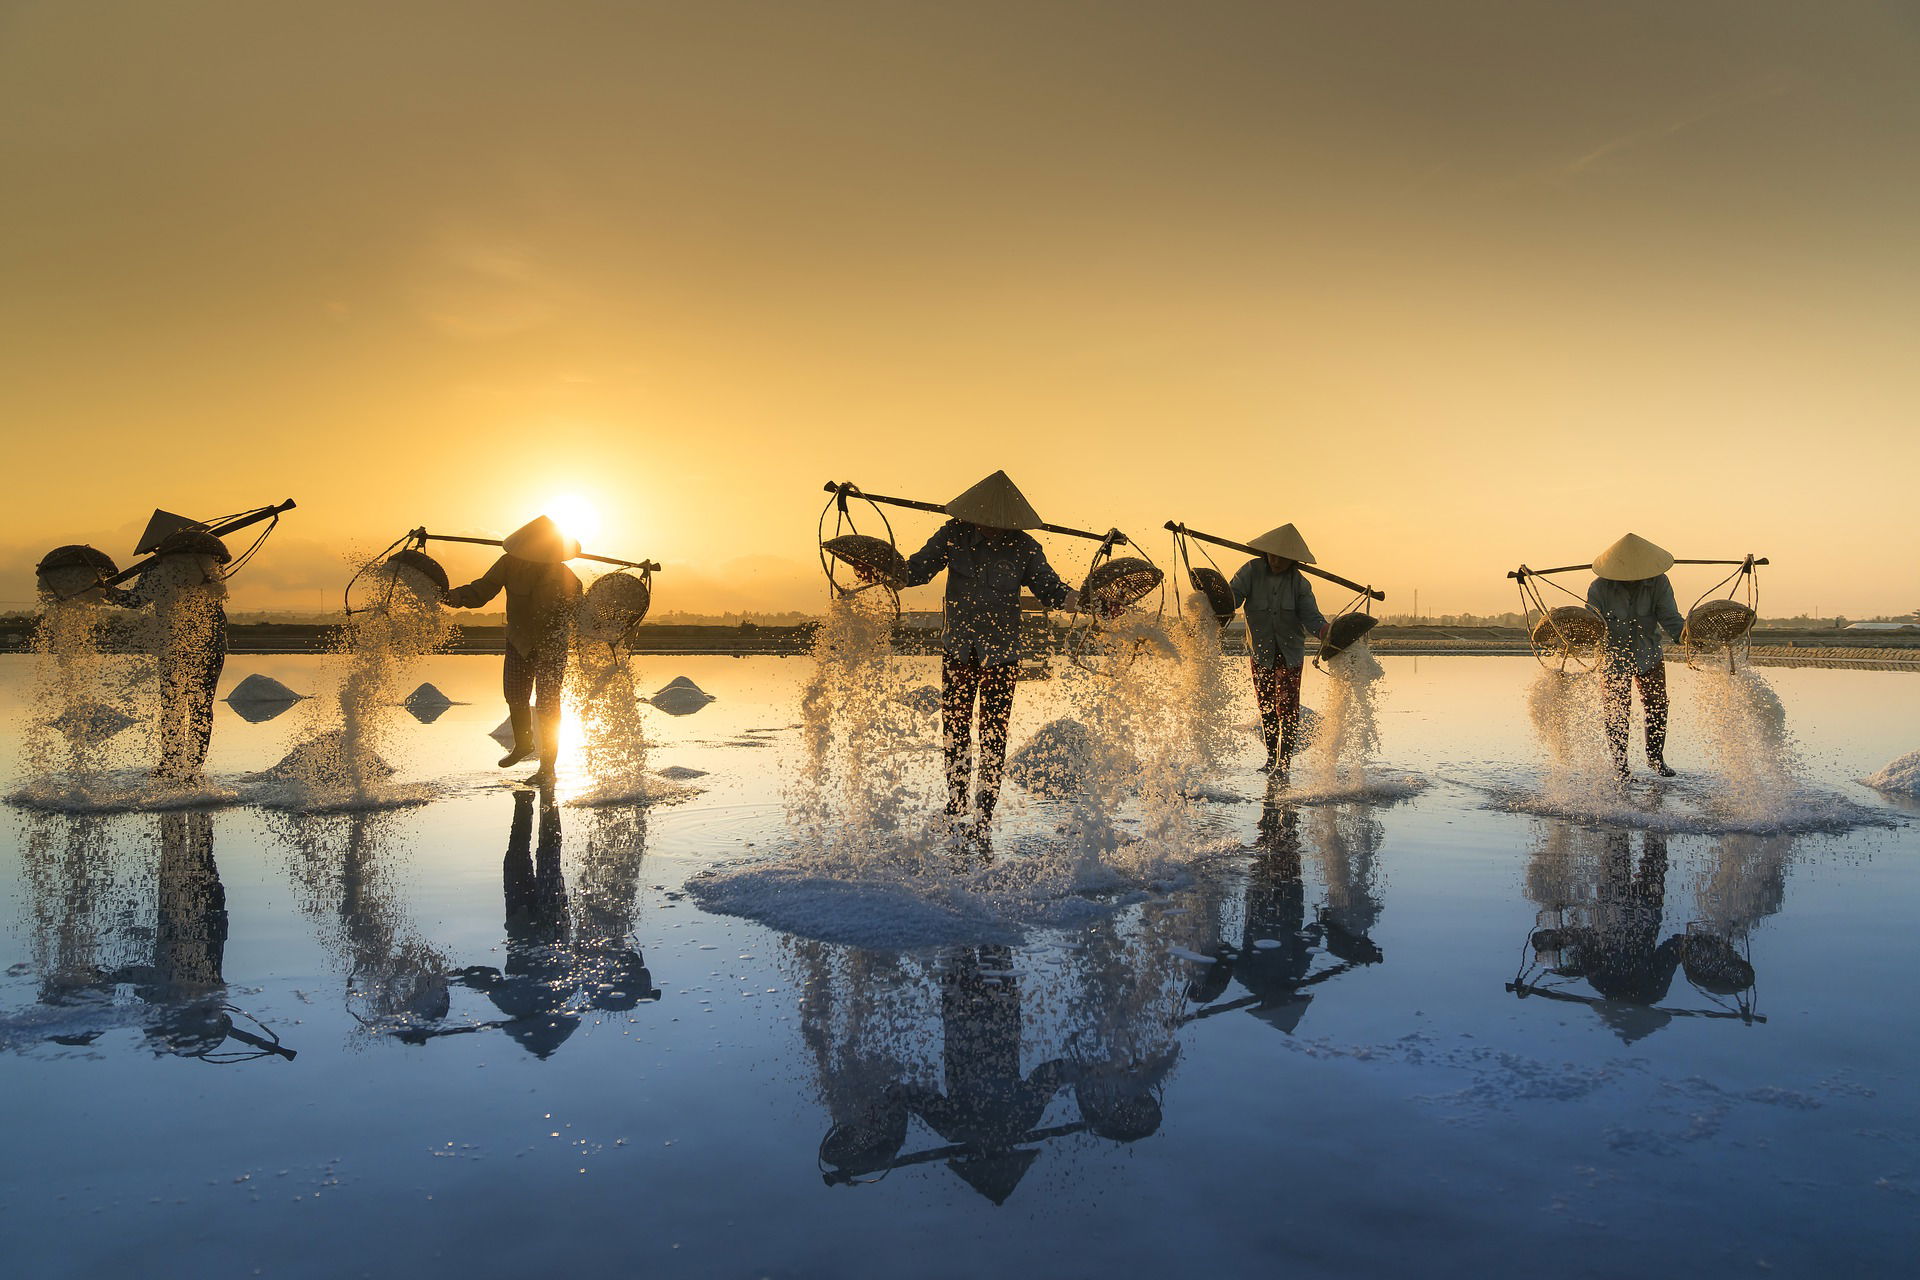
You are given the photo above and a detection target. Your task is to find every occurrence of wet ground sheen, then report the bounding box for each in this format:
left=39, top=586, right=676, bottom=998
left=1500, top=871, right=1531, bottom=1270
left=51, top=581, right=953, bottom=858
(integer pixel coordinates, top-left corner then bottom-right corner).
left=2, top=654, right=1916, bottom=1278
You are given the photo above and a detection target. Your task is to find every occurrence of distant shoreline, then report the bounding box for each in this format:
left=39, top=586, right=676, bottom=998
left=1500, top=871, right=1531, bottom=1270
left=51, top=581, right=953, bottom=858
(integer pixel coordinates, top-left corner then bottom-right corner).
left=4, top=620, right=1913, bottom=667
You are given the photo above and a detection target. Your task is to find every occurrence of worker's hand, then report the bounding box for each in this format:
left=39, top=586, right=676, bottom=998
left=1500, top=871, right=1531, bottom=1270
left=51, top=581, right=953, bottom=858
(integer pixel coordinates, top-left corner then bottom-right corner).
left=1061, top=589, right=1082, bottom=614
left=1317, top=623, right=1331, bottom=641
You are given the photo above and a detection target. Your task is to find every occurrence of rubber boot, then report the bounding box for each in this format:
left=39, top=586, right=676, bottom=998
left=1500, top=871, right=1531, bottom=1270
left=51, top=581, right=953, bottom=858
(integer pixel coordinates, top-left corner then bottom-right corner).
left=1259, top=729, right=1279, bottom=773
left=1647, top=754, right=1676, bottom=778
left=498, top=706, right=536, bottom=768
left=525, top=710, right=560, bottom=785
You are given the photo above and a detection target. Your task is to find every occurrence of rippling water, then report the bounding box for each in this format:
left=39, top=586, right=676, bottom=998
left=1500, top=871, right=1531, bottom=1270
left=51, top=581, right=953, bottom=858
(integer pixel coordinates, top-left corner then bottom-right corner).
left=1, top=653, right=1915, bottom=1277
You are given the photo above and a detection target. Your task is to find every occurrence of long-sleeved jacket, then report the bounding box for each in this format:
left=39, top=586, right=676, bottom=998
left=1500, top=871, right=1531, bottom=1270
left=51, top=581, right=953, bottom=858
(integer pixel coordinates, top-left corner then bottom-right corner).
left=1229, top=558, right=1327, bottom=670
left=1586, top=575, right=1684, bottom=673
left=446, top=555, right=581, bottom=658
left=904, top=519, right=1071, bottom=666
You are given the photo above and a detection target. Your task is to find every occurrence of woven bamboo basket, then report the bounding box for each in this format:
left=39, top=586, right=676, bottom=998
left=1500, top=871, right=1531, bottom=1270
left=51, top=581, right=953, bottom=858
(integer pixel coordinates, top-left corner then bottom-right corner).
left=1321, top=613, right=1378, bottom=660
left=821, top=534, right=908, bottom=590
left=1188, top=566, right=1236, bottom=623
left=1682, top=599, right=1756, bottom=648
left=1081, top=557, right=1163, bottom=613
left=1530, top=605, right=1605, bottom=652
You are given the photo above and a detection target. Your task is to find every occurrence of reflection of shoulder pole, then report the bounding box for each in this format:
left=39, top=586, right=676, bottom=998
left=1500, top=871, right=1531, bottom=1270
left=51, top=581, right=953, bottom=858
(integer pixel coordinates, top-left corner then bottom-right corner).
left=409, top=527, right=663, bottom=573
left=824, top=481, right=1126, bottom=545
left=1163, top=521, right=1385, bottom=601
left=99, top=498, right=298, bottom=588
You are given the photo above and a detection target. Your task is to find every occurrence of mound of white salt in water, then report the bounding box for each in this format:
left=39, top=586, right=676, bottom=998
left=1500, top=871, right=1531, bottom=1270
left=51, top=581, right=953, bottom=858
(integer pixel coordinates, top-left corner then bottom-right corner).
left=247, top=730, right=435, bottom=811
left=1007, top=719, right=1103, bottom=798
left=226, top=673, right=305, bottom=706
left=402, top=683, right=453, bottom=711
left=1865, top=749, right=1920, bottom=796
left=649, top=677, right=715, bottom=716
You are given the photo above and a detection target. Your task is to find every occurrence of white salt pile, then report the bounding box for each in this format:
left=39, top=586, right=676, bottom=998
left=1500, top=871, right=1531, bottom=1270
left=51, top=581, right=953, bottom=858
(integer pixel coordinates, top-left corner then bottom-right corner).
left=649, top=678, right=716, bottom=716
left=50, top=704, right=137, bottom=739
left=402, top=683, right=454, bottom=711
left=257, top=730, right=397, bottom=786
left=1865, top=749, right=1920, bottom=796
left=1007, top=719, right=1102, bottom=798
left=226, top=673, right=306, bottom=707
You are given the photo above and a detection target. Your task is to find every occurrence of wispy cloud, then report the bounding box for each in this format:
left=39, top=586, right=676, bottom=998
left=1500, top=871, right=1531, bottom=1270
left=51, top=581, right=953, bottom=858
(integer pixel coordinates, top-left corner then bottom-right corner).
left=1558, top=71, right=1807, bottom=177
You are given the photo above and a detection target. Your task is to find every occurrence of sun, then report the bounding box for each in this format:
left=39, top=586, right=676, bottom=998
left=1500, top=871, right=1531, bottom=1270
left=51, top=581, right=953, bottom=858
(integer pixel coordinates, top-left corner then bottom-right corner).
left=544, top=492, right=602, bottom=545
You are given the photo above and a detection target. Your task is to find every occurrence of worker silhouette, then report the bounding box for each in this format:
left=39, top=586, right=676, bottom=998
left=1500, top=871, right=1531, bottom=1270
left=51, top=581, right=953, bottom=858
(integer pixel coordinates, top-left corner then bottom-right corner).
left=901, top=472, right=1078, bottom=830
left=110, top=530, right=232, bottom=781
left=444, top=515, right=583, bottom=785
left=1528, top=829, right=1685, bottom=1042
left=1228, top=525, right=1330, bottom=776
left=1586, top=533, right=1686, bottom=781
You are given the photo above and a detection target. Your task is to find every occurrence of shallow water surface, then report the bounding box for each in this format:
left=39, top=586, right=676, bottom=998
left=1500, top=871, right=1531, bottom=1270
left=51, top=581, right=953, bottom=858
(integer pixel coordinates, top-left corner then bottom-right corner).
left=2, top=654, right=1916, bottom=1277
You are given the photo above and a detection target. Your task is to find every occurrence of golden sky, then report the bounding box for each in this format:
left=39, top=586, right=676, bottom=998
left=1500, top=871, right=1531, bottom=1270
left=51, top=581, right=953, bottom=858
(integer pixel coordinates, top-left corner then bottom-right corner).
left=3, top=1, right=1916, bottom=617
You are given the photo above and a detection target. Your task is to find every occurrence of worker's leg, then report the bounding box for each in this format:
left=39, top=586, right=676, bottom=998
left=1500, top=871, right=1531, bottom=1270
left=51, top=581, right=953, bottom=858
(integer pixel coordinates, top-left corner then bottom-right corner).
left=1637, top=662, right=1674, bottom=775
left=941, top=658, right=983, bottom=815
left=1251, top=661, right=1281, bottom=768
left=499, top=647, right=537, bottom=767
left=1275, top=664, right=1305, bottom=760
left=1600, top=660, right=1633, bottom=780
left=527, top=645, right=568, bottom=783
left=972, top=663, right=1019, bottom=822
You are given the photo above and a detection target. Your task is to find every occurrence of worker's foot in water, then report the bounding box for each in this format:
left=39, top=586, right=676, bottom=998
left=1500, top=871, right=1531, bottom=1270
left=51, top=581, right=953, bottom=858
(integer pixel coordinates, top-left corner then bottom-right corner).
left=523, top=761, right=556, bottom=787
left=1647, top=755, right=1677, bottom=778
left=498, top=707, right=535, bottom=768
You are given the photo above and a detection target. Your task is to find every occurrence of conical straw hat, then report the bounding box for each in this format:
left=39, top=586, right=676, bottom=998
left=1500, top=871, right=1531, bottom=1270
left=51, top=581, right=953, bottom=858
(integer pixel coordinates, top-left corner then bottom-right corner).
left=1592, top=532, right=1673, bottom=581
left=945, top=470, right=1042, bottom=530
left=1247, top=524, right=1315, bottom=564
left=502, top=515, right=582, bottom=564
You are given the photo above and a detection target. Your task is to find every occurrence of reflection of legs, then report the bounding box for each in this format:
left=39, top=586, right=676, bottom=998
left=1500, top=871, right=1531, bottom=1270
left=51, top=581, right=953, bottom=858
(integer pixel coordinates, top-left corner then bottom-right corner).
left=973, top=664, right=1018, bottom=821
left=941, top=658, right=983, bottom=815
left=1251, top=662, right=1281, bottom=766
left=500, top=648, right=537, bottom=767
left=1600, top=661, right=1633, bottom=779
left=1637, top=664, right=1672, bottom=772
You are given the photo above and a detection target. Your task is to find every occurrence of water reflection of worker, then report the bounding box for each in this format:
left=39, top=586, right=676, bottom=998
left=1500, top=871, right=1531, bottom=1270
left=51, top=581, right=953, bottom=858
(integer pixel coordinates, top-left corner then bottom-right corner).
left=453, top=791, right=657, bottom=1058
left=112, top=531, right=231, bottom=781
left=1586, top=533, right=1686, bottom=781
left=901, top=472, right=1077, bottom=828
left=1530, top=830, right=1683, bottom=1042
left=1228, top=525, right=1329, bottom=775
left=443, top=515, right=583, bottom=785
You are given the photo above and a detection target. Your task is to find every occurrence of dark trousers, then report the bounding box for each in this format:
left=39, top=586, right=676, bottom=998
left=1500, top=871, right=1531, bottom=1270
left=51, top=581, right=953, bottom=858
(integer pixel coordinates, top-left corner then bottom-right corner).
left=1250, top=661, right=1305, bottom=757
left=503, top=644, right=567, bottom=715
left=1602, top=659, right=1669, bottom=769
left=159, top=633, right=226, bottom=777
left=942, top=658, right=1018, bottom=814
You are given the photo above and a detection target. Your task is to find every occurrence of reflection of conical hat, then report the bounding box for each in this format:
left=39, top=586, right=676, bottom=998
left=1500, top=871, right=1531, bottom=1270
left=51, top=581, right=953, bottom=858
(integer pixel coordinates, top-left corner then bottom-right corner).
left=1247, top=524, right=1315, bottom=563
left=502, top=515, right=581, bottom=564
left=1592, top=533, right=1673, bottom=581
left=944, top=471, right=1042, bottom=530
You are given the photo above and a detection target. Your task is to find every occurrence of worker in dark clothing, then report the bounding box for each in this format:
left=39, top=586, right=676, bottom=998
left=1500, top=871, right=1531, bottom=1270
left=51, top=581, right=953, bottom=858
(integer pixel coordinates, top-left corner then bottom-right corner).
left=902, top=472, right=1078, bottom=829
left=1586, top=533, right=1687, bottom=781
left=1228, top=524, right=1329, bottom=775
left=444, top=515, right=583, bottom=785
left=113, top=530, right=231, bottom=781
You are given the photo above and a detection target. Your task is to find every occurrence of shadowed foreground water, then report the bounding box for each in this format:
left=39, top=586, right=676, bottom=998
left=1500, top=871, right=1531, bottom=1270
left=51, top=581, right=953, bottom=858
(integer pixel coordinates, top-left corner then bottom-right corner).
left=2, top=654, right=1916, bottom=1277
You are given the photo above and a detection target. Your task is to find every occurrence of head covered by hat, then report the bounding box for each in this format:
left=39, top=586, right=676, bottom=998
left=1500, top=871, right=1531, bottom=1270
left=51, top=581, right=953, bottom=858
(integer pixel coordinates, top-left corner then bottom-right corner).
left=502, top=515, right=582, bottom=564
left=1592, top=533, right=1674, bottom=582
left=945, top=471, right=1043, bottom=531
left=1247, top=523, right=1315, bottom=564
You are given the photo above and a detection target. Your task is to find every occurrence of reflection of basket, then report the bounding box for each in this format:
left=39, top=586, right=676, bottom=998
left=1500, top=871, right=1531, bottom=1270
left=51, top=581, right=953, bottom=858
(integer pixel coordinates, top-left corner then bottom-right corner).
left=821, top=534, right=908, bottom=590
left=1081, top=557, right=1163, bottom=613
left=1321, top=613, right=1377, bottom=660
left=1530, top=606, right=1605, bottom=652
left=1189, top=566, right=1235, bottom=623
left=1681, top=928, right=1755, bottom=994
left=384, top=548, right=449, bottom=593
left=1682, top=599, right=1755, bottom=648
